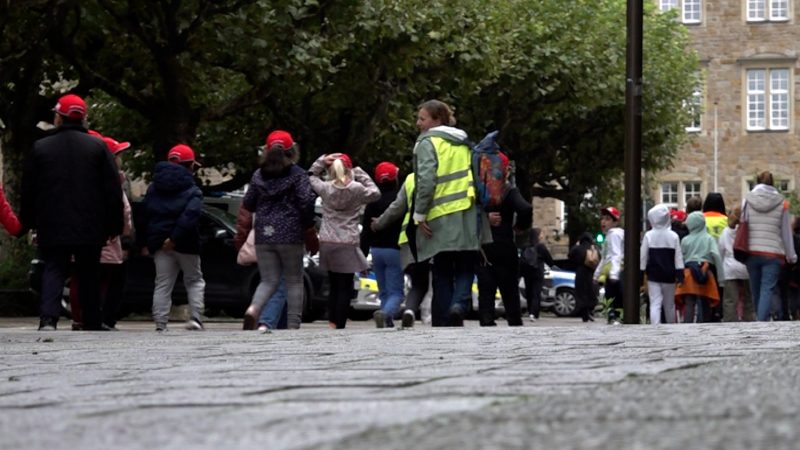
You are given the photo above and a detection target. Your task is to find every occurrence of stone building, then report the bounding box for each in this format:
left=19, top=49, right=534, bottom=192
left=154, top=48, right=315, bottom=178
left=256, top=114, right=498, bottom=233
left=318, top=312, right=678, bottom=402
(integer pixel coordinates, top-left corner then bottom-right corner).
left=533, top=0, right=800, bottom=256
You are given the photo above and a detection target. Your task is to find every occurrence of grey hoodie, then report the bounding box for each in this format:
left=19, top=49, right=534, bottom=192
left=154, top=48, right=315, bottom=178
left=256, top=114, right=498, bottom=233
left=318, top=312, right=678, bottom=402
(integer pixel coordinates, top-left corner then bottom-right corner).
left=744, top=184, right=797, bottom=262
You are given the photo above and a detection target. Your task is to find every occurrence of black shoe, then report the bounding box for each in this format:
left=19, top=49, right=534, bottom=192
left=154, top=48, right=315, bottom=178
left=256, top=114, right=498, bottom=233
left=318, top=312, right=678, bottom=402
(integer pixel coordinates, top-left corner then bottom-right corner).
left=373, top=310, right=386, bottom=328
left=449, top=307, right=465, bottom=327
left=38, top=317, right=57, bottom=331
left=401, top=309, right=415, bottom=328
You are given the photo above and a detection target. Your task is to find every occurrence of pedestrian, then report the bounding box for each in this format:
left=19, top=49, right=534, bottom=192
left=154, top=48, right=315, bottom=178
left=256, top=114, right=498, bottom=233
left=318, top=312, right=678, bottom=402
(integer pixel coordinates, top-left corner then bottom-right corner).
left=520, top=227, right=555, bottom=323
left=360, top=161, right=405, bottom=328
left=718, top=205, right=754, bottom=321
left=593, top=206, right=624, bottom=325
left=675, top=211, right=723, bottom=323
left=138, top=144, right=205, bottom=331
left=569, top=232, right=599, bottom=322
left=239, top=130, right=317, bottom=330
left=371, top=172, right=429, bottom=329
left=787, top=216, right=800, bottom=320
left=0, top=184, right=22, bottom=237
left=670, top=208, right=689, bottom=241
left=686, top=196, right=703, bottom=214
left=639, top=204, right=684, bottom=324
left=703, top=192, right=728, bottom=322
left=411, top=99, right=489, bottom=327
left=310, top=152, right=380, bottom=329
left=742, top=171, right=797, bottom=321
left=475, top=152, right=531, bottom=327
left=20, top=93, right=124, bottom=331
left=67, top=134, right=133, bottom=331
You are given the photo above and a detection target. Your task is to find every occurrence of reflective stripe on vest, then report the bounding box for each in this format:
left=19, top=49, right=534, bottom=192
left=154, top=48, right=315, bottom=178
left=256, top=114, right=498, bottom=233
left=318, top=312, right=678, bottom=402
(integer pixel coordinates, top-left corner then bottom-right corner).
left=425, top=136, right=474, bottom=222
left=398, top=174, right=415, bottom=246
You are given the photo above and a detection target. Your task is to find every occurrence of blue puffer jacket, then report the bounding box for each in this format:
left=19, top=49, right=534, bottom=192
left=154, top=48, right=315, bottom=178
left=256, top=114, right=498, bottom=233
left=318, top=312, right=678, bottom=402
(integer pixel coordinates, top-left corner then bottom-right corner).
left=140, top=162, right=203, bottom=255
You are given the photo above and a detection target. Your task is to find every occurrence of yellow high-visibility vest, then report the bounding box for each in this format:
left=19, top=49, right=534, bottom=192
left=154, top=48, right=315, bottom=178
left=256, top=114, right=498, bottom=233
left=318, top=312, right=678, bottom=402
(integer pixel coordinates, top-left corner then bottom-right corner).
left=398, top=174, right=415, bottom=246
left=424, top=136, right=474, bottom=222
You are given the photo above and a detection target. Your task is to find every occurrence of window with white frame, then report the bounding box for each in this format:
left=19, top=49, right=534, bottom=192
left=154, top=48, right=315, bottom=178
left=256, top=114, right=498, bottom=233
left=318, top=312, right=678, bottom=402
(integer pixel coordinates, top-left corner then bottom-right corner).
left=748, top=178, right=791, bottom=193
left=683, top=182, right=702, bottom=203
left=685, top=77, right=703, bottom=132
left=683, top=0, right=701, bottom=23
left=659, top=0, right=678, bottom=11
left=747, top=0, right=789, bottom=22
left=747, top=68, right=790, bottom=131
left=661, top=182, right=679, bottom=204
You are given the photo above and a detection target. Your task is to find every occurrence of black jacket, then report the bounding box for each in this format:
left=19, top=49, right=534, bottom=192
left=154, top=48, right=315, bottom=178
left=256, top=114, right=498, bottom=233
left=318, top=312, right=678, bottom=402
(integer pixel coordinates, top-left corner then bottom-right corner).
left=138, top=162, right=204, bottom=255
left=360, top=184, right=402, bottom=256
left=21, top=124, right=123, bottom=246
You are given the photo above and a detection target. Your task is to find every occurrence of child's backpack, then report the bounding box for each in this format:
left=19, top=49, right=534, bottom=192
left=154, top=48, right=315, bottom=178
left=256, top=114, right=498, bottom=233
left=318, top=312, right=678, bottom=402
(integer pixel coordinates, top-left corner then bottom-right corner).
left=521, top=244, right=539, bottom=269
left=471, top=131, right=508, bottom=208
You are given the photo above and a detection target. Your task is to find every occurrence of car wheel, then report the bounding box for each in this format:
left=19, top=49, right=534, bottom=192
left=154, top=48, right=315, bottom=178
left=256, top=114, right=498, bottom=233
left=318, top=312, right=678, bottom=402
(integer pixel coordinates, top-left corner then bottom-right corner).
left=552, top=288, right=577, bottom=317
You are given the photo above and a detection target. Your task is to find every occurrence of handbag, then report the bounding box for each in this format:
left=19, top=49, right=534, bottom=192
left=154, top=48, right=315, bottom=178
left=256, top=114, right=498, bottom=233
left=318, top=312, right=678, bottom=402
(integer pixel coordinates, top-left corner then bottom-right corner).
left=237, top=229, right=257, bottom=266
left=733, top=203, right=749, bottom=263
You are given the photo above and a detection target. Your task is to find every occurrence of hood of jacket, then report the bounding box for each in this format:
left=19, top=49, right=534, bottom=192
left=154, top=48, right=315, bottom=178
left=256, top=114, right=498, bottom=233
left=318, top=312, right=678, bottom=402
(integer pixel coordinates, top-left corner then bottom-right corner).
left=250, top=164, right=303, bottom=199
left=685, top=211, right=707, bottom=234
left=152, top=161, right=196, bottom=194
left=746, top=184, right=785, bottom=213
left=647, top=204, right=671, bottom=230
left=418, top=125, right=469, bottom=145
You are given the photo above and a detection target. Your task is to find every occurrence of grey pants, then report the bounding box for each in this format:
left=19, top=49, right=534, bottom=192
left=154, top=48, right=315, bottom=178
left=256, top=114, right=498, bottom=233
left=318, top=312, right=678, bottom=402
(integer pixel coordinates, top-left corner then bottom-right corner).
left=251, top=244, right=305, bottom=329
left=152, top=250, right=205, bottom=324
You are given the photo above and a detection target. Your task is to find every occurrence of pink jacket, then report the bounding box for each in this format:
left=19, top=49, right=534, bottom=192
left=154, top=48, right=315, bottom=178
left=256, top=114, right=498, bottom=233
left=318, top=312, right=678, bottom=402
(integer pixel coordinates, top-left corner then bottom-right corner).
left=100, top=192, right=132, bottom=264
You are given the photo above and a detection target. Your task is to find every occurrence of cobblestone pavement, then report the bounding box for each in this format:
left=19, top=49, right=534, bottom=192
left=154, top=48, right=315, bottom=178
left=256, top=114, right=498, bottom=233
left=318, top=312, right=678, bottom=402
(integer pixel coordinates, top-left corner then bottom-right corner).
left=1, top=318, right=799, bottom=449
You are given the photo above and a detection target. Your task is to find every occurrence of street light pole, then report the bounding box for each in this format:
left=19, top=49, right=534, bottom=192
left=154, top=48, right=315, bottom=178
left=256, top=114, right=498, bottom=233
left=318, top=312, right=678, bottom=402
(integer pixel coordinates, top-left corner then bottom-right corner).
left=623, top=0, right=643, bottom=324
left=714, top=102, right=719, bottom=192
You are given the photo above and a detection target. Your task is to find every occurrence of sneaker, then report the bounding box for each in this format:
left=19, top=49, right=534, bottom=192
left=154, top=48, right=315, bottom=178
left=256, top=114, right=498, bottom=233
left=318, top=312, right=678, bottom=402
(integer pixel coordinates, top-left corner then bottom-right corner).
left=528, top=314, right=537, bottom=322
left=155, top=322, right=168, bottom=332
left=71, top=322, right=83, bottom=331
left=257, top=324, right=269, bottom=332
left=401, top=310, right=415, bottom=328
left=186, top=317, right=204, bottom=331
left=448, top=307, right=464, bottom=327
left=373, top=310, right=386, bottom=329
left=38, top=317, right=57, bottom=331
left=101, top=323, right=119, bottom=331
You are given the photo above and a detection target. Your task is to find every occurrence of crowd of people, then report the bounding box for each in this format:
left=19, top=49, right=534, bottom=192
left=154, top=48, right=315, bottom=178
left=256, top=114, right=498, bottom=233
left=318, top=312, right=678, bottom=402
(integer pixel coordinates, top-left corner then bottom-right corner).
left=3, top=94, right=799, bottom=332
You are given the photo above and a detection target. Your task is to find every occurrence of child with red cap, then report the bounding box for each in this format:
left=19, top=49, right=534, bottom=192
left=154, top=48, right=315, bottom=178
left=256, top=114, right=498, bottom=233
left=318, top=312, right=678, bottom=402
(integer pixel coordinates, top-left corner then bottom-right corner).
left=594, top=206, right=625, bottom=324
left=309, top=152, right=380, bottom=329
left=360, top=161, right=405, bottom=328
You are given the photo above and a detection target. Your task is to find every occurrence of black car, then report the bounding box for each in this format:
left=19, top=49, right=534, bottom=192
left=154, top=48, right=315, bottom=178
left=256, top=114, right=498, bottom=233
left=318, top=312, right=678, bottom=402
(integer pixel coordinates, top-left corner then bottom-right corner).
left=30, top=203, right=328, bottom=322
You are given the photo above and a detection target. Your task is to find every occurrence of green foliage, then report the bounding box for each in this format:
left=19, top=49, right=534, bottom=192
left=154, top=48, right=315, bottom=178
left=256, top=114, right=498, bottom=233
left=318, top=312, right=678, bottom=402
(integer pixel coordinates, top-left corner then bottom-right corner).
left=0, top=238, right=35, bottom=289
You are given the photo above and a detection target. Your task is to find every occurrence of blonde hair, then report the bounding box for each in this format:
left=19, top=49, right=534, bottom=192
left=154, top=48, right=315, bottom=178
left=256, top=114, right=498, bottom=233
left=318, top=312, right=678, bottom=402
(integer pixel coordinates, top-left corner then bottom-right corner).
left=330, top=158, right=350, bottom=186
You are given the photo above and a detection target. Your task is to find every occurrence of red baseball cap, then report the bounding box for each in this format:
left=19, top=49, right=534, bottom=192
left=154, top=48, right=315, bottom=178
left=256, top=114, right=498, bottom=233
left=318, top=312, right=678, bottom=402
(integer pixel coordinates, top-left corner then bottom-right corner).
left=53, top=94, right=87, bottom=120
left=601, top=206, right=621, bottom=221
left=669, top=209, right=687, bottom=223
left=337, top=153, right=352, bottom=169
left=101, top=136, right=131, bottom=155
left=374, top=162, right=399, bottom=183
left=88, top=129, right=103, bottom=139
left=265, top=130, right=294, bottom=150
left=167, top=144, right=201, bottom=166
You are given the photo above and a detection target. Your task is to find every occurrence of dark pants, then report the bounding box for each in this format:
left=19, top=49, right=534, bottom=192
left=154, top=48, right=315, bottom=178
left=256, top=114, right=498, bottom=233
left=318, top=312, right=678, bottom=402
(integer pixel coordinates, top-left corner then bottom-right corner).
left=101, top=263, right=126, bottom=327
left=477, top=252, right=522, bottom=326
left=432, top=251, right=477, bottom=327
left=520, top=263, right=544, bottom=319
left=404, top=260, right=430, bottom=316
left=40, top=245, right=102, bottom=329
left=604, top=278, right=624, bottom=321
left=327, top=272, right=354, bottom=329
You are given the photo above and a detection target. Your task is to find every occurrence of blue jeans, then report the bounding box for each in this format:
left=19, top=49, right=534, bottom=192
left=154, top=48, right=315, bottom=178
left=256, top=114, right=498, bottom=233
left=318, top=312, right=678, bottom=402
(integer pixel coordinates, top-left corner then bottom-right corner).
left=431, top=251, right=477, bottom=326
left=746, top=255, right=782, bottom=321
left=371, top=247, right=404, bottom=327
left=259, top=277, right=288, bottom=329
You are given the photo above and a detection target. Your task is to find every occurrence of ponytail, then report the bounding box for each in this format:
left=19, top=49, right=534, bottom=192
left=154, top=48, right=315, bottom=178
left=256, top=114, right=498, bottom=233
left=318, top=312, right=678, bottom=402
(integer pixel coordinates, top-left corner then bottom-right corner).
left=330, top=158, right=349, bottom=185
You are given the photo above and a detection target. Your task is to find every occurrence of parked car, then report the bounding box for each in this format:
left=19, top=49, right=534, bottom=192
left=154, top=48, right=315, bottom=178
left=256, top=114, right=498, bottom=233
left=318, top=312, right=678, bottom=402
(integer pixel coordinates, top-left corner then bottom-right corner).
left=29, top=203, right=328, bottom=322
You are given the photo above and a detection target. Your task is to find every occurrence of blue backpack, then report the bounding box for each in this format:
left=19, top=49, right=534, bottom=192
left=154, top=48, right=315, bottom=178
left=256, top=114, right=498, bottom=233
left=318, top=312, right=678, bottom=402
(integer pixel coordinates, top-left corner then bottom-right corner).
left=471, top=131, right=508, bottom=208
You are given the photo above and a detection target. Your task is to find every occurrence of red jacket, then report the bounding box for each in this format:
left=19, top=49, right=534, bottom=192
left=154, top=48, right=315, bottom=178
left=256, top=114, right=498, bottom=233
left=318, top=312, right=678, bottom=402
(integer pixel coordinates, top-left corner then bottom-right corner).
left=0, top=185, right=22, bottom=236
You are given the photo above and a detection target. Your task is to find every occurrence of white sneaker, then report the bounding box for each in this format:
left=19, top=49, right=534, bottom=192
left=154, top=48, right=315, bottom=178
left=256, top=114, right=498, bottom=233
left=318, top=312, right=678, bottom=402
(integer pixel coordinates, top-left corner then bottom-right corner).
left=185, top=318, right=204, bottom=331
left=528, top=314, right=537, bottom=322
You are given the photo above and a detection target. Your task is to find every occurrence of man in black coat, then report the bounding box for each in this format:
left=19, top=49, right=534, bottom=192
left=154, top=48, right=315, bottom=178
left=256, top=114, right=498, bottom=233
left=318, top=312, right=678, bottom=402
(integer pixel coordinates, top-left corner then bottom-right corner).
left=21, top=94, right=124, bottom=331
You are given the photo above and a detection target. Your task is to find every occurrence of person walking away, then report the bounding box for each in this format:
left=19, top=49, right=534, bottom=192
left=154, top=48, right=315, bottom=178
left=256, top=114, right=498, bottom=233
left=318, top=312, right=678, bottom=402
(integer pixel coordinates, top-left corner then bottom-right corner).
left=310, top=153, right=380, bottom=329
left=702, top=192, right=728, bottom=321
left=675, top=211, right=723, bottom=323
left=787, top=217, right=800, bottom=320
left=371, top=172, right=429, bottom=329
left=520, top=227, right=555, bottom=322
left=640, top=204, right=684, bottom=324
left=138, top=144, right=205, bottom=331
left=670, top=208, right=689, bottom=241
left=239, top=130, right=317, bottom=330
left=475, top=152, right=531, bottom=327
left=20, top=94, right=123, bottom=331
left=593, top=206, right=624, bottom=325
left=718, top=205, right=754, bottom=321
left=742, top=171, right=797, bottom=321
left=569, top=232, right=599, bottom=322
left=360, top=162, right=404, bottom=328
left=411, top=99, right=490, bottom=327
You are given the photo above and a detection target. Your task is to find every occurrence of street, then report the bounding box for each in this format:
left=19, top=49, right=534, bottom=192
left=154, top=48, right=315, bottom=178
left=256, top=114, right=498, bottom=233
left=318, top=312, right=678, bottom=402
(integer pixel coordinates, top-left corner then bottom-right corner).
left=2, top=318, right=800, bottom=449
